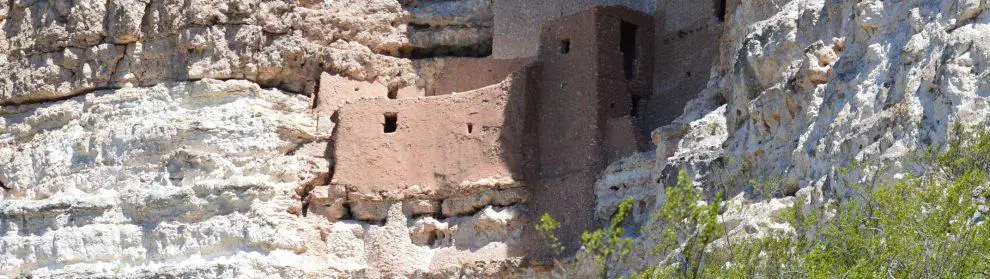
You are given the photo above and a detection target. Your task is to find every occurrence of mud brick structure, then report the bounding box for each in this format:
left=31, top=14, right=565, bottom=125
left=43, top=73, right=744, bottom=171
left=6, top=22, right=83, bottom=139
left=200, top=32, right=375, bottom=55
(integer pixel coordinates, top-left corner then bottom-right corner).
left=524, top=6, right=654, bottom=255
left=411, top=57, right=536, bottom=97
left=328, top=5, right=655, bottom=257
left=331, top=78, right=531, bottom=198
left=492, top=0, right=657, bottom=59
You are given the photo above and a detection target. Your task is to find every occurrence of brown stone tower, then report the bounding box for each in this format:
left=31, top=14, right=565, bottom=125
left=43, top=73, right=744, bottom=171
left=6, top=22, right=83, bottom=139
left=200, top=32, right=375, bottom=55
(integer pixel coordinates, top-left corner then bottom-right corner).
left=524, top=6, right=654, bottom=256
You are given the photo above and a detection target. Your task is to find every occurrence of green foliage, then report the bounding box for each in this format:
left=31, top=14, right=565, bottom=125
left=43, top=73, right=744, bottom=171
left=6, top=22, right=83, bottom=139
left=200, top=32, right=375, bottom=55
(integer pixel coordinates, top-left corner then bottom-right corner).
left=625, top=169, right=723, bottom=279
left=621, top=127, right=990, bottom=278
left=582, top=198, right=636, bottom=277
left=934, top=124, right=990, bottom=178
left=749, top=176, right=783, bottom=199
left=536, top=213, right=565, bottom=256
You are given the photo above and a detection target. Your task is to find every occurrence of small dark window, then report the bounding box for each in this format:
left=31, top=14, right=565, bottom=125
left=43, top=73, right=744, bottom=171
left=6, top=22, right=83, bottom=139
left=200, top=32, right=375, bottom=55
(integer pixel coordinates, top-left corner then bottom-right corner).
left=630, top=95, right=643, bottom=118
left=467, top=123, right=474, bottom=134
left=620, top=21, right=638, bottom=80
left=714, top=0, right=726, bottom=22
left=387, top=87, right=398, bottom=99
left=384, top=113, right=398, bottom=133
left=559, top=39, right=570, bottom=54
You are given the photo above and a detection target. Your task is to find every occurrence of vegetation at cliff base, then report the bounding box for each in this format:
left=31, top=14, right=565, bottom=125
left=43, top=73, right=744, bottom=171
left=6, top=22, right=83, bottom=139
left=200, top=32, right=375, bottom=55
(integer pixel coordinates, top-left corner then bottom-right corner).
left=542, top=128, right=990, bottom=278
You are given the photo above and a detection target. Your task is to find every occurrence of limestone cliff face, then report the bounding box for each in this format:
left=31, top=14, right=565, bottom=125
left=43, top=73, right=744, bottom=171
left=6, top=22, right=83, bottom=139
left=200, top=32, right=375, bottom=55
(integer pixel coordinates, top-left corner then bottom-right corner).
left=0, top=0, right=506, bottom=278
left=692, top=0, right=990, bottom=194
left=3, top=0, right=990, bottom=277
left=596, top=0, right=990, bottom=272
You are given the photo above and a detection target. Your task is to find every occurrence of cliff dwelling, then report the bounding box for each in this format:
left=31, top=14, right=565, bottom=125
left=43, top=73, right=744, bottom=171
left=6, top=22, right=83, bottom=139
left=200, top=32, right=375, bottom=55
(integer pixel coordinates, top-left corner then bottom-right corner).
left=8, top=0, right=980, bottom=276
left=0, top=0, right=763, bottom=276
left=314, top=5, right=663, bottom=258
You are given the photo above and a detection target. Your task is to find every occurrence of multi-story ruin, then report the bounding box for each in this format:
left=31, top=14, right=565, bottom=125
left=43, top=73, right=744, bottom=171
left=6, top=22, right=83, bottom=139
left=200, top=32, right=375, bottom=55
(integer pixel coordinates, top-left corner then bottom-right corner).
left=321, top=6, right=654, bottom=258
left=307, top=0, right=729, bottom=265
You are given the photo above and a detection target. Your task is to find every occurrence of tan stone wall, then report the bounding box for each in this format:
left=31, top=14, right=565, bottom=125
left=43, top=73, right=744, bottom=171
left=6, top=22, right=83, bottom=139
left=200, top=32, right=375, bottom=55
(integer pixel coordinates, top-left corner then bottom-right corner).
left=644, top=0, right=725, bottom=133
left=523, top=6, right=652, bottom=256
left=492, top=0, right=656, bottom=59
left=331, top=78, right=529, bottom=198
left=491, top=0, right=720, bottom=144
left=411, top=57, right=534, bottom=96
left=313, top=73, right=426, bottom=116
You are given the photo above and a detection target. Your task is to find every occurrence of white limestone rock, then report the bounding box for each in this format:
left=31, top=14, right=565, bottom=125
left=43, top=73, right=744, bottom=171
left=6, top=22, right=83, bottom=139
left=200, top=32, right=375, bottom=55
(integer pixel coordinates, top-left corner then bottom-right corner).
left=0, top=0, right=495, bottom=105
left=595, top=0, right=990, bottom=274
left=0, top=79, right=333, bottom=278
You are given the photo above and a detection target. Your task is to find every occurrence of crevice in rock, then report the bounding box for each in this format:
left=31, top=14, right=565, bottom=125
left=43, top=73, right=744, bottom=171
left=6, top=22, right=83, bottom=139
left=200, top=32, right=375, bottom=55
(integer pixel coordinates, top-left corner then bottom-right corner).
left=441, top=201, right=522, bottom=219
left=396, top=23, right=492, bottom=59
left=396, top=43, right=492, bottom=59
left=0, top=85, right=122, bottom=106
left=283, top=140, right=316, bottom=156
left=139, top=0, right=154, bottom=35
left=110, top=43, right=128, bottom=84
left=0, top=77, right=311, bottom=107
left=947, top=9, right=983, bottom=33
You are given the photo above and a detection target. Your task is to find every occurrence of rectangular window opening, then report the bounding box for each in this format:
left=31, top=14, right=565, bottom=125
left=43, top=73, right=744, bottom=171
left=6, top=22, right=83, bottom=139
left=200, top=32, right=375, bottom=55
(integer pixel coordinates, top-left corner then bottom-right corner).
left=559, top=38, right=571, bottom=54
left=384, top=112, right=398, bottom=133
left=620, top=21, right=638, bottom=80
left=387, top=87, right=398, bottom=99
left=630, top=94, right=643, bottom=118
left=714, top=0, right=727, bottom=22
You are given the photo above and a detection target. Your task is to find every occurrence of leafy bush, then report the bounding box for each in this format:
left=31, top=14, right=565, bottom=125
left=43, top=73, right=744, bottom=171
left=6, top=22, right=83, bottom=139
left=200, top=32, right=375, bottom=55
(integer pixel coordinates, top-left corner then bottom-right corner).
left=629, top=127, right=990, bottom=278
left=536, top=199, right=636, bottom=278
left=536, top=213, right=565, bottom=256
left=582, top=198, right=636, bottom=277
left=538, top=127, right=990, bottom=278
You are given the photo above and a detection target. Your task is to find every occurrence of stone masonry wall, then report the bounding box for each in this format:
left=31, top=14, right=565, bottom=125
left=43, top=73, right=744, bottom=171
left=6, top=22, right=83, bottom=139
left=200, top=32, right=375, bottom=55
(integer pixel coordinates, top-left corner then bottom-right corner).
left=492, top=0, right=655, bottom=59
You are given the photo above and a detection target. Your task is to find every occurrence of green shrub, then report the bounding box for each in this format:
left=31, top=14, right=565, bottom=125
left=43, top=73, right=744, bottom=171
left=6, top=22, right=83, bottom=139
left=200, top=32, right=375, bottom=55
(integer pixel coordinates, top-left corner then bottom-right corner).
left=536, top=213, right=565, bottom=256
left=618, top=127, right=990, bottom=278
left=582, top=198, right=636, bottom=278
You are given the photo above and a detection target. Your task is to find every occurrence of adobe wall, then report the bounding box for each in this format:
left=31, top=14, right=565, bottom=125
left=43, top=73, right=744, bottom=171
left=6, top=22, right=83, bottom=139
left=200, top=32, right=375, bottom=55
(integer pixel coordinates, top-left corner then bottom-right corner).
left=492, top=0, right=723, bottom=145
left=596, top=7, right=655, bottom=151
left=313, top=73, right=424, bottom=115
left=331, top=75, right=530, bottom=200
left=410, top=57, right=534, bottom=96
left=492, top=0, right=656, bottom=59
left=642, top=0, right=727, bottom=132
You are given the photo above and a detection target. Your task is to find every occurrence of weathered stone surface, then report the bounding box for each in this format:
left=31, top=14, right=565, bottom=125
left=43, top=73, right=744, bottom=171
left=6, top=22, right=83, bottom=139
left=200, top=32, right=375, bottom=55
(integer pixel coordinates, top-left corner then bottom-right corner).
left=7, top=0, right=990, bottom=277
left=0, top=79, right=329, bottom=277
left=403, top=199, right=441, bottom=216
left=307, top=185, right=348, bottom=220
left=0, top=0, right=500, bottom=106
left=661, top=0, right=990, bottom=194
left=441, top=188, right=527, bottom=217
